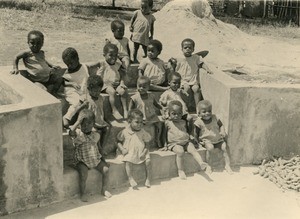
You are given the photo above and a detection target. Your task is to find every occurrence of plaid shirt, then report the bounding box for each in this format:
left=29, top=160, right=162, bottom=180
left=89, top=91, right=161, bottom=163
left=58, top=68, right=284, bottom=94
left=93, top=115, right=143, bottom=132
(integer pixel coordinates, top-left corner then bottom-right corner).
left=73, top=130, right=101, bottom=169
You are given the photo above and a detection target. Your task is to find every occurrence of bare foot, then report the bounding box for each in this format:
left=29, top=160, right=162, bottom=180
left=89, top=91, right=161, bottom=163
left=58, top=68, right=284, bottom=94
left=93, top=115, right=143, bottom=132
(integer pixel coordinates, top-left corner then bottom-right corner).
left=102, top=190, right=112, bottom=198
left=205, top=165, right=212, bottom=175
left=113, top=110, right=123, bottom=120
left=178, top=170, right=187, bottom=180
left=80, top=193, right=88, bottom=202
left=129, top=177, right=137, bottom=188
left=145, top=178, right=151, bottom=188
left=225, top=165, right=233, bottom=175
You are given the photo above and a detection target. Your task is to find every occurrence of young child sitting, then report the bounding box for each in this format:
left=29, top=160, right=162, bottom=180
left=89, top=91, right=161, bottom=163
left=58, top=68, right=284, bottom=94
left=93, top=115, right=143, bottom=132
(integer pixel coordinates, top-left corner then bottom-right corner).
left=171, top=38, right=212, bottom=108
left=159, top=72, right=189, bottom=119
left=69, top=109, right=112, bottom=202
left=10, top=30, right=63, bottom=96
left=117, top=109, right=152, bottom=189
left=95, top=43, right=128, bottom=120
left=130, top=0, right=155, bottom=62
left=105, top=19, right=131, bottom=71
left=138, top=39, right=168, bottom=91
left=129, top=76, right=163, bottom=148
left=194, top=100, right=233, bottom=174
left=62, top=47, right=90, bottom=127
left=161, top=100, right=208, bottom=180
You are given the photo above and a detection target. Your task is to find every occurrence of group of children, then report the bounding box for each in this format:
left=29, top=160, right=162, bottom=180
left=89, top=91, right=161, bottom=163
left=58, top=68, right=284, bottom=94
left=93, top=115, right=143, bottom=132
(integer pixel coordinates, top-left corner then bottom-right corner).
left=10, top=0, right=232, bottom=202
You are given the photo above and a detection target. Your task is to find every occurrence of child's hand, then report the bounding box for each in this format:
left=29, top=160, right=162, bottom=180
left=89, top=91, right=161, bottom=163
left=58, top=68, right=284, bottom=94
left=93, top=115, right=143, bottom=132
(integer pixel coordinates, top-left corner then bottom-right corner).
left=129, top=26, right=133, bottom=32
left=72, top=82, right=81, bottom=90
left=159, top=146, right=168, bottom=151
left=119, top=82, right=127, bottom=90
left=10, top=68, right=19, bottom=75
left=52, top=65, right=61, bottom=70
left=220, top=131, right=227, bottom=139
left=121, top=148, right=128, bottom=155
left=180, top=88, right=189, bottom=96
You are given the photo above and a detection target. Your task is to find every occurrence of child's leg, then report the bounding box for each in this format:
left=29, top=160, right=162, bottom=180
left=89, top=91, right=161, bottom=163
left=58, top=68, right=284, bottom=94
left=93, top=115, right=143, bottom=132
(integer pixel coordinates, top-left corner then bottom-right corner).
left=144, top=159, right=151, bottom=188
left=77, top=162, right=89, bottom=202
left=149, top=84, right=169, bottom=91
left=125, top=162, right=137, bottom=188
left=191, top=84, right=202, bottom=108
left=154, top=122, right=163, bottom=148
left=141, top=45, right=147, bottom=58
left=121, top=56, right=130, bottom=71
left=63, top=94, right=82, bottom=127
left=106, top=86, right=123, bottom=120
left=133, top=42, right=140, bottom=62
left=186, top=142, right=207, bottom=170
left=95, top=160, right=112, bottom=198
left=98, top=125, right=111, bottom=153
left=204, top=141, right=214, bottom=174
left=220, top=142, right=233, bottom=174
left=172, top=145, right=186, bottom=179
left=116, top=86, right=128, bottom=119
left=46, top=73, right=64, bottom=96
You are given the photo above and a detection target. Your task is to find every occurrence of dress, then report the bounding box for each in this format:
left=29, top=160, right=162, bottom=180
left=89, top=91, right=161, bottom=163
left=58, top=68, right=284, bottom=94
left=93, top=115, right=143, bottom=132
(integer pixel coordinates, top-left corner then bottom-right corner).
left=23, top=50, right=52, bottom=83
left=73, top=129, right=101, bottom=169
left=117, top=126, right=151, bottom=164
left=63, top=64, right=89, bottom=120
left=130, top=92, right=159, bottom=123
left=194, top=115, right=223, bottom=144
left=85, top=93, right=108, bottom=128
left=131, top=10, right=156, bottom=46
left=138, top=57, right=166, bottom=85
left=96, top=60, right=122, bottom=90
left=175, top=54, right=203, bottom=86
left=165, top=119, right=190, bottom=150
left=159, top=89, right=188, bottom=115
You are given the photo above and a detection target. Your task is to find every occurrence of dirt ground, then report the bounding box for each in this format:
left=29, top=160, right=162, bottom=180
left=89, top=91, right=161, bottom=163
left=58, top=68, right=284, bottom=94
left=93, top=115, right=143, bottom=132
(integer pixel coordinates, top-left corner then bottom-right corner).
left=3, top=167, right=300, bottom=219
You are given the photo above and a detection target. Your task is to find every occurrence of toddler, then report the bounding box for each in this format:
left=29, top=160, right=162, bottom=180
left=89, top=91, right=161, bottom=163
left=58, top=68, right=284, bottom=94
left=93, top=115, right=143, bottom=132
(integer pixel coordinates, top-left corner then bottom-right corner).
left=62, top=47, right=89, bottom=127
left=69, top=109, right=112, bottom=202
left=130, top=0, right=155, bottom=62
left=194, top=100, right=233, bottom=174
left=96, top=43, right=128, bottom=120
left=129, top=76, right=163, bottom=148
left=138, top=39, right=168, bottom=91
left=161, top=100, right=208, bottom=179
left=117, top=109, right=152, bottom=188
left=159, top=72, right=189, bottom=119
left=11, top=30, right=63, bottom=96
left=171, top=38, right=212, bottom=108
left=105, top=19, right=131, bottom=70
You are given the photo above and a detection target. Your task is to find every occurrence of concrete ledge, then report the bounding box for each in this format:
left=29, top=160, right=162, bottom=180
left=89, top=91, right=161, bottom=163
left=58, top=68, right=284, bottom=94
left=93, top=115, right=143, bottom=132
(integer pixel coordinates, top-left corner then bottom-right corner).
left=201, top=66, right=300, bottom=165
left=63, top=149, right=209, bottom=198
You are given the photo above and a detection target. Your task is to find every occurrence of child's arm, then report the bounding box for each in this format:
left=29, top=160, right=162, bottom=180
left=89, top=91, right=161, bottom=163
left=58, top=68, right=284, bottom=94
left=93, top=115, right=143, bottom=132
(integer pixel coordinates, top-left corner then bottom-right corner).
left=217, top=118, right=227, bottom=139
left=64, top=80, right=81, bottom=90
left=159, top=122, right=168, bottom=150
left=10, top=51, right=30, bottom=74
left=45, top=60, right=61, bottom=69
left=117, top=142, right=128, bottom=155
left=153, top=98, right=163, bottom=110
left=128, top=98, right=135, bottom=111
left=193, top=125, right=201, bottom=145
left=126, top=43, right=131, bottom=62
left=149, top=20, right=155, bottom=40
left=200, top=62, right=212, bottom=74
left=138, top=69, right=144, bottom=77
left=129, top=11, right=138, bottom=32
left=140, top=142, right=149, bottom=160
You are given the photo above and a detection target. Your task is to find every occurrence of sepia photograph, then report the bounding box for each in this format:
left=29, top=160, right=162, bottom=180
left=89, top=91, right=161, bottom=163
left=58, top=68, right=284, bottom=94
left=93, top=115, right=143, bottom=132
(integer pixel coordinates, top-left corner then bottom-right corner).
left=0, top=0, right=300, bottom=218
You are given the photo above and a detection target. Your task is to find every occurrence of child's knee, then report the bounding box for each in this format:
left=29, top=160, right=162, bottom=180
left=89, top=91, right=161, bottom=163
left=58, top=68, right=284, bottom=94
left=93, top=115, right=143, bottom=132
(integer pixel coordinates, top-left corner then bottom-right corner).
left=116, top=86, right=127, bottom=96
left=221, top=142, right=227, bottom=151
left=106, top=86, right=116, bottom=95
left=191, top=84, right=200, bottom=93
left=205, top=142, right=214, bottom=151
left=145, top=159, right=151, bottom=166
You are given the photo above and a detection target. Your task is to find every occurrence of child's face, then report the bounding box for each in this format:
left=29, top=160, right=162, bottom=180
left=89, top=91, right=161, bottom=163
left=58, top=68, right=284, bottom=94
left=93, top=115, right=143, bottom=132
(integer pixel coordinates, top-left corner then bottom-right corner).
left=182, top=41, right=194, bottom=57
left=63, top=56, right=80, bottom=72
left=137, top=79, right=150, bottom=95
left=130, top=116, right=144, bottom=131
left=81, top=118, right=94, bottom=134
left=169, top=105, right=183, bottom=121
left=104, top=48, right=118, bottom=65
left=147, top=44, right=160, bottom=59
left=141, top=1, right=151, bottom=14
left=113, top=24, right=125, bottom=39
left=169, top=76, right=181, bottom=91
left=88, top=86, right=102, bottom=99
left=28, top=34, right=43, bottom=53
left=198, top=104, right=212, bottom=121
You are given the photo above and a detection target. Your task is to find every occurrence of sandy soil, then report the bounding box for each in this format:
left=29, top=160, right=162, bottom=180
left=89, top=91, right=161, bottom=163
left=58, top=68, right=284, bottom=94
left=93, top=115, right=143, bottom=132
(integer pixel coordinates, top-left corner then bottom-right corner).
left=3, top=167, right=300, bottom=219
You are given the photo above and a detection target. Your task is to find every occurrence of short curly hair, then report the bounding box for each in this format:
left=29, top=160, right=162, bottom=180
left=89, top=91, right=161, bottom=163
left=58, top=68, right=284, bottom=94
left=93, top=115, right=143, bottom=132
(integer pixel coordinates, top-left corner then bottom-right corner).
left=168, top=100, right=183, bottom=111
left=62, top=47, right=79, bottom=61
left=197, top=100, right=212, bottom=111
left=28, top=30, right=44, bottom=42
left=181, top=38, right=195, bottom=48
left=148, top=39, right=163, bottom=53
left=103, top=43, right=118, bottom=54
left=128, top=109, right=144, bottom=121
left=167, top=72, right=181, bottom=82
left=87, top=74, right=104, bottom=89
left=111, top=19, right=125, bottom=31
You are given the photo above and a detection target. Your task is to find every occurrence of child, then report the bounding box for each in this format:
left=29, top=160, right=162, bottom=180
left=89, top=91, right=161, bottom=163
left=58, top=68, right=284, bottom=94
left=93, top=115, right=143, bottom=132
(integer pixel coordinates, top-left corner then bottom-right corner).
left=194, top=100, right=233, bottom=174
left=69, top=109, right=112, bottom=202
left=138, top=39, right=168, bottom=91
left=130, top=0, right=155, bottom=62
left=161, top=100, right=208, bottom=179
left=129, top=76, right=163, bottom=148
left=105, top=19, right=131, bottom=70
left=95, top=43, right=128, bottom=120
left=62, top=47, right=89, bottom=127
left=117, top=109, right=152, bottom=188
left=171, top=38, right=212, bottom=108
left=10, top=30, right=63, bottom=96
left=159, top=72, right=189, bottom=119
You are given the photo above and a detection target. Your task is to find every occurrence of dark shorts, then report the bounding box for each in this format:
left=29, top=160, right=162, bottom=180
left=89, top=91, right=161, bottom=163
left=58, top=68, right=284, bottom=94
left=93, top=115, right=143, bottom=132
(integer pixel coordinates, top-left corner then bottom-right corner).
left=168, top=141, right=191, bottom=152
